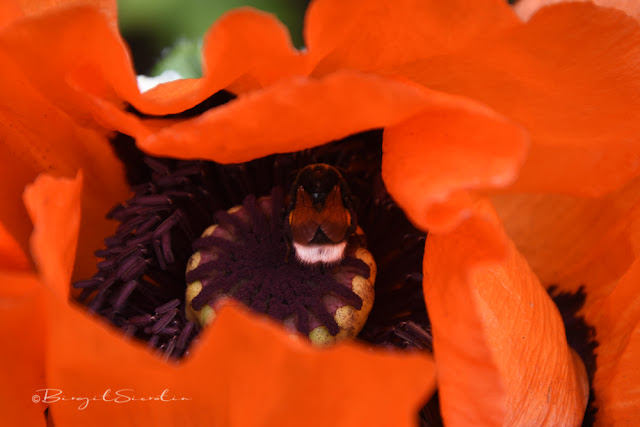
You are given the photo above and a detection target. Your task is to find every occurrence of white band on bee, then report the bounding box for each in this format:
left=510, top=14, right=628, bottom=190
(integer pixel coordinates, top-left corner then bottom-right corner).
left=293, top=241, right=348, bottom=265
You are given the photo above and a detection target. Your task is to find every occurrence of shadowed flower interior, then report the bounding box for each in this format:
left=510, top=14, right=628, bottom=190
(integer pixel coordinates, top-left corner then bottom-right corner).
left=73, top=122, right=431, bottom=347
left=549, top=286, right=599, bottom=425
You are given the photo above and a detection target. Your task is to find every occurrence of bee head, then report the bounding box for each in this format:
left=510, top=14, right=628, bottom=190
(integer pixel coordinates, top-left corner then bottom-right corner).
left=285, top=164, right=357, bottom=265
left=294, top=164, right=344, bottom=210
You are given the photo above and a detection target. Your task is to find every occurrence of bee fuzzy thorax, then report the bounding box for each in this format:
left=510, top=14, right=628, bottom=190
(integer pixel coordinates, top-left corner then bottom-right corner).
left=285, top=163, right=358, bottom=265
left=292, top=241, right=348, bottom=265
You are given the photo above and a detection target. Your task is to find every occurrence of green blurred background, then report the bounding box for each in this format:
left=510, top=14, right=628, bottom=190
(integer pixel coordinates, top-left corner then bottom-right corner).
left=118, top=0, right=310, bottom=77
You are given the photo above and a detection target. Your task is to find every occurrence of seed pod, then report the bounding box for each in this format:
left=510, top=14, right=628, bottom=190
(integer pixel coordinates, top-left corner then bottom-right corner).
left=185, top=190, right=376, bottom=345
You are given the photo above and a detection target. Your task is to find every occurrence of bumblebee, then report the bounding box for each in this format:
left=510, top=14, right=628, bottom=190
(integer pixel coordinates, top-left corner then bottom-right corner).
left=284, top=164, right=357, bottom=265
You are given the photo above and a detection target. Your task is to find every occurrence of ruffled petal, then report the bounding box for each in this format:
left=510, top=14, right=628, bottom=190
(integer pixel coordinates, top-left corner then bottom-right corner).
left=490, top=176, right=640, bottom=298
left=0, top=49, right=129, bottom=281
left=382, top=92, right=528, bottom=233
left=23, top=173, right=82, bottom=298
left=201, top=8, right=305, bottom=94
left=0, top=6, right=138, bottom=123
left=586, top=254, right=640, bottom=424
left=0, top=5, right=305, bottom=123
left=480, top=69, right=640, bottom=424
left=515, top=0, right=640, bottom=21
left=46, top=298, right=435, bottom=426
left=304, top=0, right=518, bottom=75
left=132, top=72, right=435, bottom=163
left=102, top=7, right=305, bottom=113
left=129, top=7, right=305, bottom=112
left=399, top=2, right=640, bottom=196
left=555, top=200, right=640, bottom=424
left=0, top=271, right=46, bottom=426
left=424, top=199, right=588, bottom=426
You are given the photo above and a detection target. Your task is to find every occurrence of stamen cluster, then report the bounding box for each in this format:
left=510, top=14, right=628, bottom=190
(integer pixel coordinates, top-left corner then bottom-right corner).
left=74, top=154, right=218, bottom=358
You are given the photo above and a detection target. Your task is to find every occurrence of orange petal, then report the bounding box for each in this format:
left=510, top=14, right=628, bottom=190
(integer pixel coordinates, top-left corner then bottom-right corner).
left=82, top=7, right=305, bottom=115
left=0, top=271, right=46, bottom=426
left=0, top=221, right=30, bottom=272
left=490, top=176, right=640, bottom=301
left=579, top=201, right=640, bottom=424
left=0, top=6, right=138, bottom=121
left=134, top=71, right=435, bottom=163
left=382, top=92, right=528, bottom=233
left=23, top=173, right=83, bottom=298
left=46, top=298, right=435, bottom=426
left=0, top=0, right=116, bottom=29
left=400, top=3, right=640, bottom=196
left=304, top=0, right=518, bottom=76
left=201, top=8, right=305, bottom=94
left=138, top=7, right=304, bottom=111
left=586, top=253, right=640, bottom=425
left=0, top=50, right=129, bottom=277
left=18, top=0, right=116, bottom=21
left=1, top=5, right=304, bottom=122
left=424, top=198, right=588, bottom=425
left=0, top=0, right=24, bottom=29
left=130, top=7, right=305, bottom=112
left=515, top=0, right=640, bottom=21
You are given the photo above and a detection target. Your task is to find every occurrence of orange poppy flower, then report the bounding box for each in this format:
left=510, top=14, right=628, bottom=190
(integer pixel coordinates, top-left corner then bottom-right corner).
left=1, top=0, right=639, bottom=426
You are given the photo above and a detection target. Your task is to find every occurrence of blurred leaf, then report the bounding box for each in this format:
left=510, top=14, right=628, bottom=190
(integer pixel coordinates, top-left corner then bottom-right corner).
left=151, top=37, right=203, bottom=78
